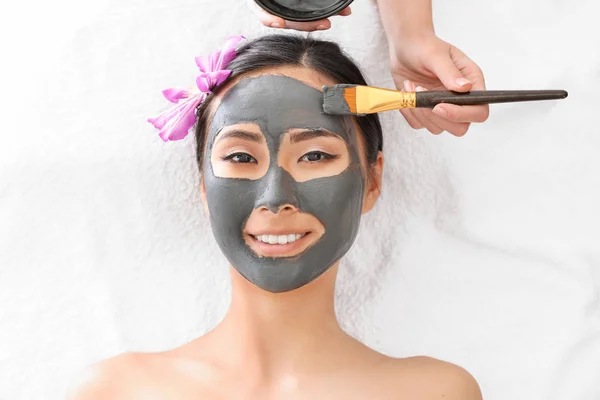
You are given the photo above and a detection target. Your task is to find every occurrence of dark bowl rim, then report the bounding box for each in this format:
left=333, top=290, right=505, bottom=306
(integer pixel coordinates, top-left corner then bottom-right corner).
left=254, top=0, right=355, bottom=22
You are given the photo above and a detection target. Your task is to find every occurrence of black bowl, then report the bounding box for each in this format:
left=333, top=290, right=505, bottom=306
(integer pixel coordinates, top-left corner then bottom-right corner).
left=254, top=0, right=355, bottom=22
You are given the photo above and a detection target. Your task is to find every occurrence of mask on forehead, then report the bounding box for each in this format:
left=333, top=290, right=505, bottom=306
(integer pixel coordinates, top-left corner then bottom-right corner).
left=203, top=75, right=365, bottom=293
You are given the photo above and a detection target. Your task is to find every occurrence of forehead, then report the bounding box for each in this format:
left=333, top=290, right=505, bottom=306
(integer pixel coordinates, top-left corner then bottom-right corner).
left=209, top=75, right=350, bottom=141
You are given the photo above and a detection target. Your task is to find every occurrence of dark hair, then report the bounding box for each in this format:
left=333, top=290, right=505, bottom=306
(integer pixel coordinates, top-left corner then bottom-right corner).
left=195, top=34, right=383, bottom=176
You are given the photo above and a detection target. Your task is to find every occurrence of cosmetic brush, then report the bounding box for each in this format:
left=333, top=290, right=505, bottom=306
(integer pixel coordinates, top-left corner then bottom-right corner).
left=322, top=84, right=568, bottom=116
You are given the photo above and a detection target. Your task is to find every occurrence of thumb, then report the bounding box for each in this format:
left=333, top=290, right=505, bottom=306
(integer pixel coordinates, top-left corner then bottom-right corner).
left=427, top=51, right=472, bottom=92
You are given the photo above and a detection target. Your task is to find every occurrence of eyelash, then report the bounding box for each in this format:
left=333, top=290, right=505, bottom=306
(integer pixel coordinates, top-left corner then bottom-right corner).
left=222, top=152, right=257, bottom=164
left=299, top=151, right=339, bottom=163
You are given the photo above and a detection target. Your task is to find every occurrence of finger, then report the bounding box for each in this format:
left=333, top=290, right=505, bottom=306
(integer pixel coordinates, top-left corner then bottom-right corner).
left=451, top=46, right=488, bottom=91
left=249, top=0, right=287, bottom=28
left=427, top=50, right=490, bottom=128
left=337, top=6, right=352, bottom=16
left=421, top=108, right=471, bottom=136
left=426, top=49, right=473, bottom=92
left=432, top=103, right=490, bottom=124
left=400, top=109, right=425, bottom=130
left=284, top=19, right=331, bottom=31
left=414, top=85, right=444, bottom=134
left=416, top=85, right=470, bottom=136
left=469, top=66, right=487, bottom=90
left=416, top=107, right=444, bottom=135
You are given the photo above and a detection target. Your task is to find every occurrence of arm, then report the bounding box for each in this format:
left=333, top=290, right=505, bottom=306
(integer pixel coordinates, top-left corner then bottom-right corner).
left=376, top=0, right=489, bottom=137
left=376, top=0, right=434, bottom=40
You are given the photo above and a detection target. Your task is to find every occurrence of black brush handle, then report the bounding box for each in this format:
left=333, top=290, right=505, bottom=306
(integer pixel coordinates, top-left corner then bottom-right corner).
left=415, top=90, right=568, bottom=108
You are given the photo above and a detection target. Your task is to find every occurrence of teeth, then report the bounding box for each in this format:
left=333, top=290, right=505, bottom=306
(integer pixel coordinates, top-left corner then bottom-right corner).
left=254, top=233, right=306, bottom=244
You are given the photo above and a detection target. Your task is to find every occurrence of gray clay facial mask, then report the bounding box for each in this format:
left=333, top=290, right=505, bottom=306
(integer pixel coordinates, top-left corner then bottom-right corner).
left=204, top=75, right=365, bottom=293
left=273, top=0, right=337, bottom=12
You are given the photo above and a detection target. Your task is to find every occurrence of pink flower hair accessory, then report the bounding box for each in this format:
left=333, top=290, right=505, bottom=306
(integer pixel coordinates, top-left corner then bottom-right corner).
left=147, top=35, right=245, bottom=142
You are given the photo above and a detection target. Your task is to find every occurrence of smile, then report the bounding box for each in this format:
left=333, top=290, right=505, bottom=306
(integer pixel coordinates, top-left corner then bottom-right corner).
left=252, top=233, right=307, bottom=244
left=245, top=231, right=316, bottom=257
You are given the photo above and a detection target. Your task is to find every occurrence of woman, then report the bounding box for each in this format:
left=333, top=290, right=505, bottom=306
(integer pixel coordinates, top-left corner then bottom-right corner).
left=68, top=34, right=483, bottom=400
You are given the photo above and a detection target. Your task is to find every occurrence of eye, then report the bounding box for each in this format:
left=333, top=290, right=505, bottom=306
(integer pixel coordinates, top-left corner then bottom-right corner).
left=299, top=151, right=339, bottom=163
left=222, top=152, right=257, bottom=164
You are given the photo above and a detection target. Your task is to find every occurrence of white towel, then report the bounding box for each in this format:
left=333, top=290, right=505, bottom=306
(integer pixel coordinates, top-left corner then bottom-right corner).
left=0, top=0, right=598, bottom=399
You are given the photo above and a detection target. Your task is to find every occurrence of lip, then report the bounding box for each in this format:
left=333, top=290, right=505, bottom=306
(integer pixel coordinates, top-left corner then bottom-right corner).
left=245, top=231, right=316, bottom=257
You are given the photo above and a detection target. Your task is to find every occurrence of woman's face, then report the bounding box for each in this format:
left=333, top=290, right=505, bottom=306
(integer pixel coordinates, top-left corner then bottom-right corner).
left=201, top=67, right=382, bottom=293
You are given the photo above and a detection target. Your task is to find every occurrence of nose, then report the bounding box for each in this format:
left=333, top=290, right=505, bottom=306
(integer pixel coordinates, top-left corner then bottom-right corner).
left=255, top=167, right=299, bottom=214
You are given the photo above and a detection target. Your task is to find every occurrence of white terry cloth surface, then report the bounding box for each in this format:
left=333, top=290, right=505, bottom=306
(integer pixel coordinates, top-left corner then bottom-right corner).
left=1, top=0, right=599, bottom=399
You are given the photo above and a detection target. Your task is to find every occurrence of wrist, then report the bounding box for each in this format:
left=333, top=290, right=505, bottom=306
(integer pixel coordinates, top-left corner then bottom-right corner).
left=376, top=0, right=435, bottom=47
left=388, top=24, right=435, bottom=47
left=388, top=30, right=437, bottom=63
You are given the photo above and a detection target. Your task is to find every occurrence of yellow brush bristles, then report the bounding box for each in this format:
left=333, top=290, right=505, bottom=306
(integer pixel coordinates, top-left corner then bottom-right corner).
left=342, top=86, right=358, bottom=114
left=344, top=85, right=416, bottom=114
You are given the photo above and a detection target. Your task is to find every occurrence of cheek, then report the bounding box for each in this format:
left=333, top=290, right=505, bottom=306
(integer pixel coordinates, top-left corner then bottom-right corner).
left=203, top=175, right=260, bottom=233
left=293, top=166, right=365, bottom=241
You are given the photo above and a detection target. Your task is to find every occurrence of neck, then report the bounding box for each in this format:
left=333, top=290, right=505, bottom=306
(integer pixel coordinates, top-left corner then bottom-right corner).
left=207, top=262, right=350, bottom=379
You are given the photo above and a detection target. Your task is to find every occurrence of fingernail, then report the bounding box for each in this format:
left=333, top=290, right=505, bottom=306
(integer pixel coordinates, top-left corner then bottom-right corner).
left=455, top=78, right=471, bottom=87
left=432, top=106, right=448, bottom=118
left=316, top=24, right=328, bottom=30
left=271, top=22, right=282, bottom=28
left=416, top=86, right=426, bottom=92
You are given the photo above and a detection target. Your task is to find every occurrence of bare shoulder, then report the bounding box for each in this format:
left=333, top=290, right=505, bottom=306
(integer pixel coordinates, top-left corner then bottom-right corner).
left=382, top=355, right=483, bottom=400
left=65, top=352, right=151, bottom=400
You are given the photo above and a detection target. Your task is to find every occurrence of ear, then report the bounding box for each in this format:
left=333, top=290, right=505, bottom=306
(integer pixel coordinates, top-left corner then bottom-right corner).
left=361, top=151, right=383, bottom=214
left=200, top=177, right=210, bottom=215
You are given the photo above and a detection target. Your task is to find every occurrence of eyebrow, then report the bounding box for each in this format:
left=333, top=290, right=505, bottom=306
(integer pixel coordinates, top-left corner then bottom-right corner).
left=287, top=128, right=342, bottom=144
left=216, top=130, right=264, bottom=144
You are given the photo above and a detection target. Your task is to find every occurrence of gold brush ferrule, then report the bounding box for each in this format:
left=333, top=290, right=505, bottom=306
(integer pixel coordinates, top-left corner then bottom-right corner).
left=356, top=86, right=416, bottom=113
